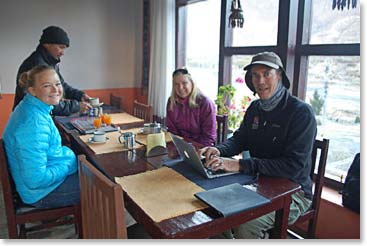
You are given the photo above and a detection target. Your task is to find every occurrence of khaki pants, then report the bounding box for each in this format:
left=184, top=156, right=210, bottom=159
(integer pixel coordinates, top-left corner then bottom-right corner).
left=222, top=191, right=312, bottom=239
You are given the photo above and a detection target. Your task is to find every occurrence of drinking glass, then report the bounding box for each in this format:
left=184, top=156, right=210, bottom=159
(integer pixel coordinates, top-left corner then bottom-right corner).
left=104, top=114, right=112, bottom=125
left=93, top=117, right=102, bottom=129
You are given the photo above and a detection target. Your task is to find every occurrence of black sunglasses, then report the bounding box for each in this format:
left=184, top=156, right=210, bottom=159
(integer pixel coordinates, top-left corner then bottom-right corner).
left=172, top=68, right=190, bottom=77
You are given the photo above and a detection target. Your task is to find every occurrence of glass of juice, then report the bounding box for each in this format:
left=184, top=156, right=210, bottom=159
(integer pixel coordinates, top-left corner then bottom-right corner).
left=104, top=114, right=112, bottom=125
left=93, top=117, right=102, bottom=129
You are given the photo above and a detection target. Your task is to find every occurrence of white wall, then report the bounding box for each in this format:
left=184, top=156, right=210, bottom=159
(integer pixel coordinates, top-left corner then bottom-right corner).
left=0, top=0, right=142, bottom=93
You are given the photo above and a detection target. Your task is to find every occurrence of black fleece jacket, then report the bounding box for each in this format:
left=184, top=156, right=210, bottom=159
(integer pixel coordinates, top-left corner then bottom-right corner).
left=13, top=45, right=84, bottom=116
left=217, top=91, right=317, bottom=199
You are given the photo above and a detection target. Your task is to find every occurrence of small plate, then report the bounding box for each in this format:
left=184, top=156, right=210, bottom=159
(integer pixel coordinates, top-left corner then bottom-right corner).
left=88, top=136, right=109, bottom=144
left=91, top=102, right=104, bottom=108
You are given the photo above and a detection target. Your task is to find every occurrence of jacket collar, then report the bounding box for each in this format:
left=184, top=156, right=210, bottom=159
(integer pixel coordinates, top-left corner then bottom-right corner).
left=36, top=44, right=60, bottom=66
left=23, top=93, right=54, bottom=114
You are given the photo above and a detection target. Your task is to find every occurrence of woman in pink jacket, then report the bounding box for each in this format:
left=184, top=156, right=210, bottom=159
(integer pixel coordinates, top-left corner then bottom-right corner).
left=166, top=68, right=217, bottom=146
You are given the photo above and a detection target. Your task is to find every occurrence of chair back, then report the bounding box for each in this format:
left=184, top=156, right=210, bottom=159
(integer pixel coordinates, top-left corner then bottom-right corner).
left=289, top=138, right=329, bottom=238
left=78, top=155, right=127, bottom=239
left=110, top=93, right=122, bottom=110
left=0, top=139, right=18, bottom=236
left=216, top=115, right=228, bottom=144
left=133, top=100, right=153, bottom=123
left=0, top=138, right=81, bottom=238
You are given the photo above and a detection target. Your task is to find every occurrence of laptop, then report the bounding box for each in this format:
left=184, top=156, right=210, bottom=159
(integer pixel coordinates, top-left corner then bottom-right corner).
left=170, top=133, right=239, bottom=179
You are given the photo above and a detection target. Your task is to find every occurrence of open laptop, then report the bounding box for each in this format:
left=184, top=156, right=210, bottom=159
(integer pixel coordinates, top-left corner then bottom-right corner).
left=170, top=133, right=239, bottom=179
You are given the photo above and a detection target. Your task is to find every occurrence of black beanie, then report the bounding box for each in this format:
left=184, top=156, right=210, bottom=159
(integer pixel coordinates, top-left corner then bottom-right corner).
left=39, top=26, right=70, bottom=47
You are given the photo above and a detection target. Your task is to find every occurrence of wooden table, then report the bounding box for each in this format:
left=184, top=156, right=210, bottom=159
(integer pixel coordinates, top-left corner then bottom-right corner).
left=54, top=111, right=144, bottom=146
left=68, top=130, right=301, bottom=239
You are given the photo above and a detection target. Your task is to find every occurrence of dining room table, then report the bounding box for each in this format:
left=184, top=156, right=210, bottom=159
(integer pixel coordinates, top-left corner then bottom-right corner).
left=64, top=114, right=301, bottom=239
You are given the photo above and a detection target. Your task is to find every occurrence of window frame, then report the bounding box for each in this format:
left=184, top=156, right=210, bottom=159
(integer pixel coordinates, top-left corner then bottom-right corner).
left=175, top=0, right=360, bottom=189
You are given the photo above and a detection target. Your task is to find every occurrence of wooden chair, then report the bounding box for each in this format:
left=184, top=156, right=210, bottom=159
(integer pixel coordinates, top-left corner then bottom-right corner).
left=0, top=139, right=81, bottom=238
left=269, top=138, right=330, bottom=239
left=110, top=93, right=122, bottom=110
left=133, top=100, right=153, bottom=123
left=216, top=114, right=228, bottom=144
left=78, top=155, right=127, bottom=239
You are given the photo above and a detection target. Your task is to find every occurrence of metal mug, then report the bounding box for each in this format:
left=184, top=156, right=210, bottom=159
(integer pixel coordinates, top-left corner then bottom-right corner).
left=119, top=132, right=136, bottom=149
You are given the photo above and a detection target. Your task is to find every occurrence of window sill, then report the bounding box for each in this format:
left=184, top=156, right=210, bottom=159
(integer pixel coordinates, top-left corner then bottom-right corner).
left=321, top=185, right=343, bottom=206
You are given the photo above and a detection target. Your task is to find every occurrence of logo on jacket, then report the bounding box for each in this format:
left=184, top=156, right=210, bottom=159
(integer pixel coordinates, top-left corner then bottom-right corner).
left=252, top=116, right=259, bottom=130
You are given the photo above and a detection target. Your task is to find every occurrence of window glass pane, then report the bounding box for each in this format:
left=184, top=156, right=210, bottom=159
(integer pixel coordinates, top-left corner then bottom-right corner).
left=226, top=55, right=257, bottom=130
left=309, top=1, right=360, bottom=44
left=305, top=56, right=360, bottom=181
left=231, top=0, right=279, bottom=46
left=185, top=0, right=220, bottom=102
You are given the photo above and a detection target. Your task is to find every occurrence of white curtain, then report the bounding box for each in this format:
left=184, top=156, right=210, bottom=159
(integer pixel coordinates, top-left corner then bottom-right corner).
left=148, top=0, right=175, bottom=120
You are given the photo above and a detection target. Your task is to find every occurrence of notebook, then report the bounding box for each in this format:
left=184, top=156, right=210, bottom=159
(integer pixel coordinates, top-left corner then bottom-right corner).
left=170, top=133, right=239, bottom=179
left=194, top=183, right=271, bottom=217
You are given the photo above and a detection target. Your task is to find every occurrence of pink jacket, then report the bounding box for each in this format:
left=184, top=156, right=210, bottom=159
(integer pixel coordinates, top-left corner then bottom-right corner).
left=166, top=94, right=217, bottom=146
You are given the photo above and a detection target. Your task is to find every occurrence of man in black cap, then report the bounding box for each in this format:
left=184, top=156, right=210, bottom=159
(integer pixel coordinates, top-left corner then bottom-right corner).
left=13, top=26, right=92, bottom=115
left=200, top=52, right=317, bottom=238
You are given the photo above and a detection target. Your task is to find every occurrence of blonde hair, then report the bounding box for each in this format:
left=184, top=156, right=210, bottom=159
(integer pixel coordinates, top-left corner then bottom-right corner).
left=18, top=65, right=55, bottom=89
left=169, top=68, right=200, bottom=111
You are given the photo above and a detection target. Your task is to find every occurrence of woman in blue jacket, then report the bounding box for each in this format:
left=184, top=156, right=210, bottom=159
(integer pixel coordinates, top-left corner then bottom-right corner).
left=3, top=65, right=79, bottom=209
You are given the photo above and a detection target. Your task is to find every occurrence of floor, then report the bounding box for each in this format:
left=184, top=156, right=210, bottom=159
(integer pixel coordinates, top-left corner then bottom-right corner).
left=0, top=182, right=150, bottom=239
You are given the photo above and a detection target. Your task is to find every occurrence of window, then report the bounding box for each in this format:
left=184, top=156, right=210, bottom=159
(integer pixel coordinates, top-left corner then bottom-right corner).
left=305, top=56, right=360, bottom=181
left=175, top=0, right=360, bottom=186
left=231, top=0, right=279, bottom=47
left=177, top=0, right=221, bottom=102
left=300, top=0, right=360, bottom=184
left=308, top=1, right=360, bottom=44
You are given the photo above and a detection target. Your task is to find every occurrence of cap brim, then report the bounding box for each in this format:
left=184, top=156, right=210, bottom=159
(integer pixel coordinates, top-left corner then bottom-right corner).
left=243, top=61, right=280, bottom=70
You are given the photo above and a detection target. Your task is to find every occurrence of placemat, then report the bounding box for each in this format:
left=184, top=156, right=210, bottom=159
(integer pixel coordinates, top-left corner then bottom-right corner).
left=166, top=160, right=258, bottom=190
left=119, top=128, right=172, bottom=146
left=115, top=167, right=208, bottom=222
left=110, top=113, right=144, bottom=125
left=79, top=131, right=144, bottom=154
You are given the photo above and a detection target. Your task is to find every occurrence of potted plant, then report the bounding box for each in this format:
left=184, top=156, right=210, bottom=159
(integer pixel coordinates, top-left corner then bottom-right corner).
left=215, top=79, right=252, bottom=132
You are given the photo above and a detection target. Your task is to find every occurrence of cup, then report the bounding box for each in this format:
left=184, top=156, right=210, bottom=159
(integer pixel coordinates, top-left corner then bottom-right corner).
left=89, top=97, right=100, bottom=106
left=93, top=131, right=106, bottom=142
left=119, top=132, right=136, bottom=149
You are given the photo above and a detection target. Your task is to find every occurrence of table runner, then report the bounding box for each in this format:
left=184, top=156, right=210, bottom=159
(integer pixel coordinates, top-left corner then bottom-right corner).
left=79, top=131, right=144, bottom=154
left=115, top=167, right=208, bottom=222
left=79, top=128, right=173, bottom=154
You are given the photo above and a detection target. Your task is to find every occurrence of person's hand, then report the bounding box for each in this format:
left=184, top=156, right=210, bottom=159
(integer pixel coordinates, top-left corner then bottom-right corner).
left=198, top=146, right=220, bottom=161
left=79, top=101, right=92, bottom=114
left=81, top=93, right=92, bottom=102
left=205, top=156, right=241, bottom=172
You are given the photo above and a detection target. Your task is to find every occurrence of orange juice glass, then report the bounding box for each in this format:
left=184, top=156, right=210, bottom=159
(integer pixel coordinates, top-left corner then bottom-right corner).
left=104, top=114, right=112, bottom=125
left=93, top=117, right=102, bottom=129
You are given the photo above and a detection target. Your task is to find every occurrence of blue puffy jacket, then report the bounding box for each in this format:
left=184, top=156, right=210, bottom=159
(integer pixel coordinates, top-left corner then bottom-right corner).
left=3, top=94, right=77, bottom=204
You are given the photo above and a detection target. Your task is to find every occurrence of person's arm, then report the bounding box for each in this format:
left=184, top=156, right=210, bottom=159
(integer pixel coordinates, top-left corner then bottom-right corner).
left=14, top=119, right=76, bottom=190
left=216, top=112, right=250, bottom=157
left=52, top=99, right=80, bottom=116
left=239, top=105, right=317, bottom=178
left=198, top=98, right=217, bottom=146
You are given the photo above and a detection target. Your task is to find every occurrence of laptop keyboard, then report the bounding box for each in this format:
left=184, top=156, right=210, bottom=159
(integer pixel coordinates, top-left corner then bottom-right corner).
left=201, top=158, right=226, bottom=175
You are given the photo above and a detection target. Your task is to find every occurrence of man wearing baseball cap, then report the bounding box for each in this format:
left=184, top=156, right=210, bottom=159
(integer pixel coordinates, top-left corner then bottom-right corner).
left=13, top=26, right=92, bottom=115
left=200, top=52, right=317, bottom=238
